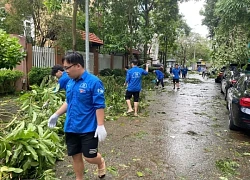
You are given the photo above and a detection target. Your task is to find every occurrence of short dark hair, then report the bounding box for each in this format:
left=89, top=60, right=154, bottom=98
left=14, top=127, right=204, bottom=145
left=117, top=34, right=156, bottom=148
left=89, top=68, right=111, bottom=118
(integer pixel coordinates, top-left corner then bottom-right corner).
left=51, top=64, right=64, bottom=76
left=62, top=51, right=85, bottom=67
left=175, top=64, right=178, bottom=66
left=130, top=59, right=138, bottom=65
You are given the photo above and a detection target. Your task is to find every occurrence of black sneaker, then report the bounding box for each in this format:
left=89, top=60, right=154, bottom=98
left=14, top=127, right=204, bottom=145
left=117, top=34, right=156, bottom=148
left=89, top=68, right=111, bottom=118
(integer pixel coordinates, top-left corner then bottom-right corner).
left=177, top=88, right=180, bottom=90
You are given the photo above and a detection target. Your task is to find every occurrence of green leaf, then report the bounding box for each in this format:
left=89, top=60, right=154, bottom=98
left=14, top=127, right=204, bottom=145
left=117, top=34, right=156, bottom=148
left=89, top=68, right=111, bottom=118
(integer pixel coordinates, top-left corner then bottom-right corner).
left=32, top=111, right=38, bottom=123
left=136, top=171, right=144, bottom=177
left=37, top=126, right=44, bottom=137
left=26, top=145, right=38, bottom=161
left=0, top=166, right=23, bottom=173
left=10, top=143, right=23, bottom=164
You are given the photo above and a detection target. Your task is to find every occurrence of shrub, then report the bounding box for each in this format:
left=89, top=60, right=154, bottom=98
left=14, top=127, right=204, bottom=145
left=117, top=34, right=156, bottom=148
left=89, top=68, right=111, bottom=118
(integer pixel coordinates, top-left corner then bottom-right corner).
left=28, top=67, right=51, bottom=85
left=0, top=30, right=26, bottom=69
left=0, top=69, right=23, bottom=93
left=99, top=68, right=125, bottom=77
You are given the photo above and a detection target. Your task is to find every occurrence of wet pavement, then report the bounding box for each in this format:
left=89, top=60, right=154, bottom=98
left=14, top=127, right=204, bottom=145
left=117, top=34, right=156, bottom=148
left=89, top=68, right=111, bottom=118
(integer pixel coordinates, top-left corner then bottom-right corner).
left=56, top=73, right=250, bottom=180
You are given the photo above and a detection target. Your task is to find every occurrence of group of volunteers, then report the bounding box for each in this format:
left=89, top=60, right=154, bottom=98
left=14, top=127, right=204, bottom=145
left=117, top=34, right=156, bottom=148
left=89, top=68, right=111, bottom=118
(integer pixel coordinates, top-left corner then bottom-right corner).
left=47, top=51, right=185, bottom=179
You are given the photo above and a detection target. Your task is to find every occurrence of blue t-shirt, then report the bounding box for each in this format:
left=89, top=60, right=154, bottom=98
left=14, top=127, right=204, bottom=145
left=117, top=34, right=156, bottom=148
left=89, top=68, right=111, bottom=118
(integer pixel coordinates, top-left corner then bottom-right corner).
left=65, top=71, right=105, bottom=133
left=181, top=68, right=188, bottom=75
left=172, top=68, right=180, bottom=79
left=155, top=70, right=164, bottom=80
left=58, top=71, right=70, bottom=90
left=126, top=66, right=148, bottom=92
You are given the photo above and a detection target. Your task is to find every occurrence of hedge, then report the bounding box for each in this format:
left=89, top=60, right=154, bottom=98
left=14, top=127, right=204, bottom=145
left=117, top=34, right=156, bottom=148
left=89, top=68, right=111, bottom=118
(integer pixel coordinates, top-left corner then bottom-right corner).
left=0, top=69, right=23, bottom=93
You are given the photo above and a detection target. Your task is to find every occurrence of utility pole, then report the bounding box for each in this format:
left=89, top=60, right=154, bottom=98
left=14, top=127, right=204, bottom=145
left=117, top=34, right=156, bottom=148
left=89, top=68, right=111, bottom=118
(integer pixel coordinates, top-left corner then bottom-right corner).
left=85, top=0, right=90, bottom=71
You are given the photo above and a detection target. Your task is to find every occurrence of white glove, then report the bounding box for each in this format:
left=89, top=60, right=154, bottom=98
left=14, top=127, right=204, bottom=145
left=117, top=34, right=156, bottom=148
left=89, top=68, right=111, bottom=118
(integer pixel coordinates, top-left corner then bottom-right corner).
left=48, top=113, right=59, bottom=128
left=94, top=125, right=107, bottom=142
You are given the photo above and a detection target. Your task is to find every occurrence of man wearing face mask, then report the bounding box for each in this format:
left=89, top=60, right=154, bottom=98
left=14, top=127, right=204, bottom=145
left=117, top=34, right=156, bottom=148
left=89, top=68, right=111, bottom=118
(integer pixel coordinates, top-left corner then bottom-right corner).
left=48, top=52, right=107, bottom=180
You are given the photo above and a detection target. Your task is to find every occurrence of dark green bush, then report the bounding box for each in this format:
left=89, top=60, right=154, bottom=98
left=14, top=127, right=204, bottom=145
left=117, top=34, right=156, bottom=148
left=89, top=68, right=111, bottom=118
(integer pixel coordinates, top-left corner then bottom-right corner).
left=28, top=67, right=51, bottom=85
left=99, top=68, right=113, bottom=76
left=0, top=70, right=23, bottom=93
left=99, top=68, right=125, bottom=77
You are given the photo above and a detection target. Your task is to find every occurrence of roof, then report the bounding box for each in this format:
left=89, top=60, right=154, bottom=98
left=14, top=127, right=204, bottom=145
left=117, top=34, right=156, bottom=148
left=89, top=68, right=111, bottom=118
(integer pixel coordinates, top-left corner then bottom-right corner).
left=79, top=30, right=103, bottom=45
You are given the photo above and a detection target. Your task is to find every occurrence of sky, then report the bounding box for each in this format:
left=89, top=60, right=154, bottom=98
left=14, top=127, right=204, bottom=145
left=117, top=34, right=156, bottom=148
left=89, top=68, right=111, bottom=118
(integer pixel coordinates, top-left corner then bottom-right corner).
left=179, top=0, right=209, bottom=38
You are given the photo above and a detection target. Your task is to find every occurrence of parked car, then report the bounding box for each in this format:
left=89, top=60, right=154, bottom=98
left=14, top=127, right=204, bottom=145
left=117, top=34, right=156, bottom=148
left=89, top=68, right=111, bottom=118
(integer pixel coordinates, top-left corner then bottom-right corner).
left=215, top=66, right=226, bottom=83
left=226, top=74, right=250, bottom=130
left=221, top=68, right=243, bottom=99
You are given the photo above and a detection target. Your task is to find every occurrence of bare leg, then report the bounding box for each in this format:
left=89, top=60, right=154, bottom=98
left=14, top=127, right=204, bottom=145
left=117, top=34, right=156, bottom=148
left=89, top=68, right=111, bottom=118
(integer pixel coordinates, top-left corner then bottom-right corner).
left=72, top=153, right=84, bottom=180
left=134, top=102, right=139, bottom=116
left=176, top=83, right=180, bottom=89
left=85, top=153, right=106, bottom=178
left=126, top=99, right=133, bottom=112
left=84, top=153, right=104, bottom=169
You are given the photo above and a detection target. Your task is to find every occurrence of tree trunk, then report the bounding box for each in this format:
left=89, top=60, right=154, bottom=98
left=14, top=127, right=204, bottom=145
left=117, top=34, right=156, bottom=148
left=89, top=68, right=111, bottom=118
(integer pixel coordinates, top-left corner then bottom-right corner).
left=164, top=36, right=168, bottom=73
left=72, top=0, right=78, bottom=51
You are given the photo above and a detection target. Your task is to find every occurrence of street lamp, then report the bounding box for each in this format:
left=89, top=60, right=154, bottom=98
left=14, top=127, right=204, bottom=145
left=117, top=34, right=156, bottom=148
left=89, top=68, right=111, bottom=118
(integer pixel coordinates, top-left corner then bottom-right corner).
left=85, top=0, right=90, bottom=71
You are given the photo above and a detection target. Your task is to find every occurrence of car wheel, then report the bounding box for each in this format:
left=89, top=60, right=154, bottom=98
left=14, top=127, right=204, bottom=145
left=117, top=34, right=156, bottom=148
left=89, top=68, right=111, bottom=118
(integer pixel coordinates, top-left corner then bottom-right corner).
left=226, top=101, right=229, bottom=110
left=224, top=89, right=227, bottom=100
left=229, top=105, right=238, bottom=131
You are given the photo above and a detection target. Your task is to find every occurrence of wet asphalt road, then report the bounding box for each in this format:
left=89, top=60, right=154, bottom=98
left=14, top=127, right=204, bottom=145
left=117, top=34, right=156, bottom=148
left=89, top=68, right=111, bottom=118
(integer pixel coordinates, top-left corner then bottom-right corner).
left=150, top=73, right=250, bottom=180
left=56, top=73, right=250, bottom=180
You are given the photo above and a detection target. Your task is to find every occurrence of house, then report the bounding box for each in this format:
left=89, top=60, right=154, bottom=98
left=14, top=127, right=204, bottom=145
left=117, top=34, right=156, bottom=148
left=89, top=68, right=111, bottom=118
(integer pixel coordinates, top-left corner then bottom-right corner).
left=79, top=30, right=103, bottom=52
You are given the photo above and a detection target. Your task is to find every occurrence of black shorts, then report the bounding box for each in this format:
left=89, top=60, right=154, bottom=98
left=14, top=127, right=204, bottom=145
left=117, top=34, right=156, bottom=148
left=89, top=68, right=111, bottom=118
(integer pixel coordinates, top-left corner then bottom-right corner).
left=65, top=132, right=98, bottom=158
left=125, top=90, right=140, bottom=102
left=173, top=79, right=179, bottom=83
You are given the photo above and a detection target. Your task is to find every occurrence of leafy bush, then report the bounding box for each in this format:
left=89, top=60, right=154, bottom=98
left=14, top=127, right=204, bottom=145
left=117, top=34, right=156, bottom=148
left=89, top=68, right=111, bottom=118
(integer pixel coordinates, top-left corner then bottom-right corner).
left=0, top=70, right=23, bottom=93
left=0, top=82, right=65, bottom=179
left=99, top=68, right=125, bottom=77
left=0, top=30, right=26, bottom=69
left=28, top=67, right=51, bottom=85
left=99, top=68, right=113, bottom=76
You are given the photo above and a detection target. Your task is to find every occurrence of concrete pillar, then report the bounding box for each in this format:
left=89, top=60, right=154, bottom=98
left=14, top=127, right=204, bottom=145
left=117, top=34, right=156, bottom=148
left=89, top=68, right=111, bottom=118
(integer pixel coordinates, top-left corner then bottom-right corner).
left=110, top=54, right=114, bottom=69
left=94, top=51, right=99, bottom=75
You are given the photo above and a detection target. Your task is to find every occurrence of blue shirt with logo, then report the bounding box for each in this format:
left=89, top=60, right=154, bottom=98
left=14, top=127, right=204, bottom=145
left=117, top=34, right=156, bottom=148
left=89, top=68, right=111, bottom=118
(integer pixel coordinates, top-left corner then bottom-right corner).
left=155, top=70, right=164, bottom=80
left=172, top=68, right=180, bottom=79
left=58, top=71, right=70, bottom=90
left=65, top=71, right=105, bottom=133
left=126, top=66, right=148, bottom=92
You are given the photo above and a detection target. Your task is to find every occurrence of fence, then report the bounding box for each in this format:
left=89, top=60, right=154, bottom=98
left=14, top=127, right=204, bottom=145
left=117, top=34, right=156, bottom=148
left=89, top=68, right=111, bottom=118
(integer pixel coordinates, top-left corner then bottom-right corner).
left=31, top=47, right=124, bottom=73
left=32, top=46, right=55, bottom=67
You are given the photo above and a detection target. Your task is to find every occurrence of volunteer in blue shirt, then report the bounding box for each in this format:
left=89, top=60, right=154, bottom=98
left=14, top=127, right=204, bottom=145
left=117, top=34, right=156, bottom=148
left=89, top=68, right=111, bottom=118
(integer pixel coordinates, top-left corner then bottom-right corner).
left=153, top=69, right=164, bottom=88
left=172, top=64, right=181, bottom=90
left=181, top=66, right=188, bottom=79
left=125, top=59, right=149, bottom=116
left=48, top=52, right=107, bottom=179
left=51, top=64, right=71, bottom=91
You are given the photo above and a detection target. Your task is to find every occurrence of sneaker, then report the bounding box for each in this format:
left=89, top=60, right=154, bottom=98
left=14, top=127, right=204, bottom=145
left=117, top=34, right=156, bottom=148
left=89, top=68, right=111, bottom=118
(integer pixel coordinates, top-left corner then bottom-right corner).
left=173, top=87, right=175, bottom=90
left=177, top=88, right=180, bottom=90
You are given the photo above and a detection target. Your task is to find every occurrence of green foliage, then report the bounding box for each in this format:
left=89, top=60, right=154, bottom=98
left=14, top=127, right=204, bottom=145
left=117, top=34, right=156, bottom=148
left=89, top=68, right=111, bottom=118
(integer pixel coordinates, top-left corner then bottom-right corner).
left=99, top=68, right=125, bottom=77
left=202, top=0, right=250, bottom=67
left=216, top=158, right=240, bottom=177
left=28, top=67, right=51, bottom=85
left=0, top=78, right=65, bottom=179
left=0, top=30, right=26, bottom=69
left=0, top=70, right=23, bottom=94
left=211, top=27, right=250, bottom=66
